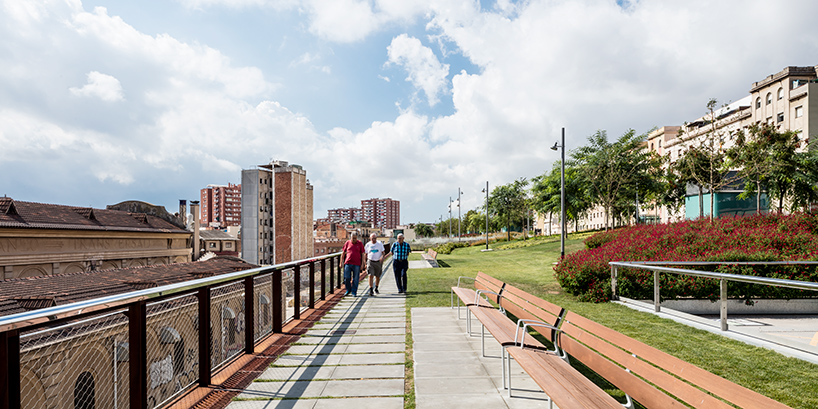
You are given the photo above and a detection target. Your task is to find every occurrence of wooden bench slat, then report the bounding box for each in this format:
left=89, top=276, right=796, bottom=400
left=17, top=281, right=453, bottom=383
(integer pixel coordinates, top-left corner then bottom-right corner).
left=509, top=347, right=623, bottom=409
left=563, top=312, right=792, bottom=409
left=469, top=305, right=541, bottom=347
left=561, top=322, right=727, bottom=409
left=504, top=284, right=564, bottom=317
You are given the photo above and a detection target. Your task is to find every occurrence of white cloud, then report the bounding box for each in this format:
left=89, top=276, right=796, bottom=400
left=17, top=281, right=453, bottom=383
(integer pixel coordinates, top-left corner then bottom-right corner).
left=69, top=71, right=124, bottom=102
left=387, top=34, right=449, bottom=106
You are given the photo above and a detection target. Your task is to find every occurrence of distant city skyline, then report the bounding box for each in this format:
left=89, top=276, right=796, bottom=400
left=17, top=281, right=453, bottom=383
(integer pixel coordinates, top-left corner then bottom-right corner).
left=2, top=0, right=818, bottom=223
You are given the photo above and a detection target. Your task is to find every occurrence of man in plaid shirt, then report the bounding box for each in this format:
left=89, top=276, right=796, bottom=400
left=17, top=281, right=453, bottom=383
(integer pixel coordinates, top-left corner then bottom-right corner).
left=385, top=233, right=411, bottom=294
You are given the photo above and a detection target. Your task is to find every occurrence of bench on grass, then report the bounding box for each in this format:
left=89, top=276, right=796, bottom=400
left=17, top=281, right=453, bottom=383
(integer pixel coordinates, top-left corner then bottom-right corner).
left=422, top=248, right=439, bottom=267
left=453, top=273, right=793, bottom=409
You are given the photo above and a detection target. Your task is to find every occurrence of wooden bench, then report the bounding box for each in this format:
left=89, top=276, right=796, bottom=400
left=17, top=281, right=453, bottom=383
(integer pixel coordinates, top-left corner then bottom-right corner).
left=454, top=273, right=794, bottom=409
left=421, top=249, right=438, bottom=267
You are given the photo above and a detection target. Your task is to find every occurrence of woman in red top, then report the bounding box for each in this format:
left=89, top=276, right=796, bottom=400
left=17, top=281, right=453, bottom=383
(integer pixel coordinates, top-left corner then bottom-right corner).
left=341, top=232, right=366, bottom=296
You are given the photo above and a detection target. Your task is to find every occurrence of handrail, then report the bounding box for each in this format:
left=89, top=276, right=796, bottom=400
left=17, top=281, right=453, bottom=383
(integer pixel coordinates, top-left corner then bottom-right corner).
left=0, top=252, right=341, bottom=333
left=609, top=260, right=818, bottom=331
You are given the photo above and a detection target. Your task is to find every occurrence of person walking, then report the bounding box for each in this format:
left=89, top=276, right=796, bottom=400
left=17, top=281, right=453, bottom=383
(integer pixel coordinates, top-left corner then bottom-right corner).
left=341, top=231, right=366, bottom=296
left=385, top=233, right=411, bottom=294
left=364, top=233, right=386, bottom=296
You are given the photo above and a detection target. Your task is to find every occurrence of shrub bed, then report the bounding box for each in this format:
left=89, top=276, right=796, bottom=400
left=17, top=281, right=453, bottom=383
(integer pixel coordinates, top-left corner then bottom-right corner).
left=432, top=241, right=471, bottom=254
left=554, top=213, right=818, bottom=302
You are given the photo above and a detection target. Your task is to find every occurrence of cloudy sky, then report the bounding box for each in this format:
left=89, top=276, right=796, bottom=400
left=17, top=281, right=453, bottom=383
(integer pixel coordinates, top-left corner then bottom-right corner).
left=2, top=0, right=817, bottom=224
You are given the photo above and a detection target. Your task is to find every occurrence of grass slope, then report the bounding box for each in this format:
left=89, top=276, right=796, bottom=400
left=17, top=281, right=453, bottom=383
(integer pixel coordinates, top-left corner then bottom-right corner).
left=405, top=236, right=818, bottom=409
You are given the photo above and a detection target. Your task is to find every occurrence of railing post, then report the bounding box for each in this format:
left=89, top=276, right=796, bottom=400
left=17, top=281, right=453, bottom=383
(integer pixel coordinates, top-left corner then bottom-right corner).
left=293, top=266, right=301, bottom=321
left=653, top=270, right=661, bottom=312
left=337, top=256, right=342, bottom=289
left=610, top=265, right=618, bottom=301
left=319, top=259, right=325, bottom=301
left=326, top=258, right=332, bottom=291
left=308, top=261, right=316, bottom=309
left=198, top=287, right=212, bottom=386
left=128, top=301, right=148, bottom=409
left=244, top=277, right=255, bottom=354
left=720, top=279, right=729, bottom=331
left=272, top=268, right=283, bottom=333
left=0, top=329, right=21, bottom=409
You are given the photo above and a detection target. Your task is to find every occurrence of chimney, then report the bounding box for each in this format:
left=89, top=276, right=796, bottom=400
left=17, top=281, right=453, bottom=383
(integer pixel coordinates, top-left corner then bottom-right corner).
left=179, top=200, right=187, bottom=228
left=190, top=201, right=200, bottom=260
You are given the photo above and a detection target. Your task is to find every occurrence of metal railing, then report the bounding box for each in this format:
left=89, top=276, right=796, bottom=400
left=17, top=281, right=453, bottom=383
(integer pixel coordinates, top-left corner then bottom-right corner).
left=0, top=253, right=343, bottom=409
left=610, top=261, right=818, bottom=331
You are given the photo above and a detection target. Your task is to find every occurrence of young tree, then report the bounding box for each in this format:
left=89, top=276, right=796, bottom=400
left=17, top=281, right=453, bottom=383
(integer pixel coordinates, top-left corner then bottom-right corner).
left=572, top=129, right=660, bottom=230
left=414, top=223, right=434, bottom=238
left=488, top=178, right=529, bottom=241
left=531, top=162, right=592, bottom=232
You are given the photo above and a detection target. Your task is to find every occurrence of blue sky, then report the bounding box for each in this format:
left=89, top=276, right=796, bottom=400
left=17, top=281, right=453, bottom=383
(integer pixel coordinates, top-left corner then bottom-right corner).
left=2, top=0, right=818, bottom=224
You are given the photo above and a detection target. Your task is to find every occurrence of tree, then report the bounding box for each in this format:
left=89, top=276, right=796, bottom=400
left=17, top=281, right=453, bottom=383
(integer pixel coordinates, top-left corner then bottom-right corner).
left=572, top=129, right=661, bottom=230
left=414, top=223, right=434, bottom=238
left=532, top=161, right=593, bottom=233
left=488, top=178, right=529, bottom=241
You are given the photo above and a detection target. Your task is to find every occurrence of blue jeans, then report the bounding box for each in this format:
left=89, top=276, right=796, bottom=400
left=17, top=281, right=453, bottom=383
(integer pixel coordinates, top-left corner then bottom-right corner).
left=343, top=264, right=361, bottom=295
left=393, top=259, right=408, bottom=293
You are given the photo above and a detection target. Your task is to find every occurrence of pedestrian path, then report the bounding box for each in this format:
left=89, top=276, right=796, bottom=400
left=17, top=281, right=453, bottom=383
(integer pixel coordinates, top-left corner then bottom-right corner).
left=226, top=269, right=406, bottom=409
left=412, top=307, right=555, bottom=409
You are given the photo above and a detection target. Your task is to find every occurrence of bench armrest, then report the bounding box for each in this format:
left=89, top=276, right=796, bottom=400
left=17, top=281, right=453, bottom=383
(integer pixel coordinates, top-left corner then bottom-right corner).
left=515, top=319, right=563, bottom=355
left=455, top=276, right=476, bottom=288
left=474, top=289, right=501, bottom=306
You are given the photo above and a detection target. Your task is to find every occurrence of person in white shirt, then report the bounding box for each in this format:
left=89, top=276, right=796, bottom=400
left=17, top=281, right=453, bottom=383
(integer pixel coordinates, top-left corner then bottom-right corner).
left=364, top=233, right=386, bottom=296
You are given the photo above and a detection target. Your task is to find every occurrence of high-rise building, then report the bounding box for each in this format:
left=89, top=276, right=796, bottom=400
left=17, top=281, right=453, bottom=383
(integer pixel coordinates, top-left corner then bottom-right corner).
left=327, top=207, right=363, bottom=223
left=200, top=183, right=242, bottom=228
left=241, top=160, right=313, bottom=265
left=361, top=198, right=400, bottom=229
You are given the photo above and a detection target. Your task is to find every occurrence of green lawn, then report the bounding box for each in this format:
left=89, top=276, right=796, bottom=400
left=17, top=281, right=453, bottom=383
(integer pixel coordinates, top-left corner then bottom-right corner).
left=405, top=236, right=818, bottom=409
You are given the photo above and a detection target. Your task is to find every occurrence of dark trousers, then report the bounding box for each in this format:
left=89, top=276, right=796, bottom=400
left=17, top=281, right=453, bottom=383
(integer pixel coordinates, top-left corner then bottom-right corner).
left=393, top=259, right=408, bottom=293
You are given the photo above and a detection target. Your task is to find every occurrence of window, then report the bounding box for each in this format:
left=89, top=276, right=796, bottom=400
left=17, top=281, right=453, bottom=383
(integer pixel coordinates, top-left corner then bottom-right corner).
left=777, top=113, right=784, bottom=123
left=209, top=242, right=217, bottom=248
left=778, top=88, right=784, bottom=100
left=658, top=140, right=662, bottom=148
left=225, top=242, right=232, bottom=248
left=74, top=372, right=95, bottom=409
left=766, top=93, right=772, bottom=105
left=756, top=97, right=761, bottom=109
left=796, top=106, right=804, bottom=118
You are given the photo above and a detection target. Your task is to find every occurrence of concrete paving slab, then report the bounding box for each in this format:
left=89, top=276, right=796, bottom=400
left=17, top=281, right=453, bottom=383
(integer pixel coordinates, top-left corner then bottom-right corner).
left=257, top=366, right=336, bottom=382
left=345, top=343, right=405, bottom=353
left=413, top=350, right=478, bottom=364
left=272, top=354, right=343, bottom=367
left=415, top=376, right=499, bottom=395
left=321, top=379, right=404, bottom=396
left=411, top=340, right=473, bottom=352
left=413, top=333, right=475, bottom=343
left=312, top=397, right=403, bottom=409
left=227, top=399, right=317, bottom=409
left=348, top=335, right=406, bottom=344
left=337, top=353, right=404, bottom=365
left=237, top=380, right=328, bottom=399
left=353, top=328, right=405, bottom=336
left=292, top=336, right=350, bottom=345
left=284, top=344, right=349, bottom=355
left=415, top=394, right=509, bottom=409
left=330, top=364, right=404, bottom=379
left=413, top=362, right=488, bottom=378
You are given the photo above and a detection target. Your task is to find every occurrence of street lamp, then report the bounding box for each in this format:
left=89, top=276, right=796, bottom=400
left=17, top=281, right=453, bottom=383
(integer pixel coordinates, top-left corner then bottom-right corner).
left=550, top=127, right=566, bottom=259
left=448, top=197, right=453, bottom=239
left=482, top=181, right=491, bottom=251
left=457, top=188, right=462, bottom=241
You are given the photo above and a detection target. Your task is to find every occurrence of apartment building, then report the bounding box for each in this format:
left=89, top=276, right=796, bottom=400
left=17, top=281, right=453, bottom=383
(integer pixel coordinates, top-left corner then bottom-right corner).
left=241, top=160, right=314, bottom=265
left=200, top=183, right=242, bottom=228
left=326, top=207, right=363, bottom=223
left=361, top=198, right=400, bottom=229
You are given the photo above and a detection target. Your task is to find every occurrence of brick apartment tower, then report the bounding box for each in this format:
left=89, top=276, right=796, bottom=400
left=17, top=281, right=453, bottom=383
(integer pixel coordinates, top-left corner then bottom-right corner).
left=361, top=198, right=400, bottom=229
left=200, top=183, right=241, bottom=228
left=241, top=161, right=313, bottom=265
left=327, top=207, right=363, bottom=223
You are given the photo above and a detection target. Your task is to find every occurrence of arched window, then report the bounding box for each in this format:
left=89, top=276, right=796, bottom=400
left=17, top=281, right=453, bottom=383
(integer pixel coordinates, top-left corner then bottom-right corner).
left=766, top=92, right=772, bottom=105
left=778, top=88, right=784, bottom=100
left=74, top=372, right=95, bottom=409
left=756, top=97, right=761, bottom=109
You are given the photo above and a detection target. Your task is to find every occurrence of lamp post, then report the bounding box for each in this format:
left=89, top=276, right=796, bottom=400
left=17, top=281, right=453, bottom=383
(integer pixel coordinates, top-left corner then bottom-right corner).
left=448, top=197, right=453, bottom=239
left=482, top=181, right=490, bottom=251
left=550, top=127, right=566, bottom=259
left=457, top=188, right=462, bottom=241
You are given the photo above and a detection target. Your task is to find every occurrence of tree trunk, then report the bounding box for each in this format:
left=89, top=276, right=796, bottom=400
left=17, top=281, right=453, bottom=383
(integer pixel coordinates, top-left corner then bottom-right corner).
left=709, top=185, right=715, bottom=222
left=698, top=186, right=703, bottom=219
left=548, top=213, right=552, bottom=236
left=756, top=180, right=761, bottom=214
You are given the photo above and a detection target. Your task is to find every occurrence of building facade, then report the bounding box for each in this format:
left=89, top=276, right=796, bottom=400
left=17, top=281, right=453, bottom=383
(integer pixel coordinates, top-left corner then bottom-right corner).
left=0, top=198, right=192, bottom=280
left=326, top=207, right=364, bottom=223
left=241, top=160, right=314, bottom=265
left=200, top=183, right=242, bottom=228
left=361, top=198, right=400, bottom=229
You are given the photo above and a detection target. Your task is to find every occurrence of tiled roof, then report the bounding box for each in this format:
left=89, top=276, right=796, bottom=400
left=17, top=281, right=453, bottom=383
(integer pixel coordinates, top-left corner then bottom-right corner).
left=0, top=197, right=188, bottom=233
left=0, top=256, right=256, bottom=317
left=199, top=229, right=238, bottom=240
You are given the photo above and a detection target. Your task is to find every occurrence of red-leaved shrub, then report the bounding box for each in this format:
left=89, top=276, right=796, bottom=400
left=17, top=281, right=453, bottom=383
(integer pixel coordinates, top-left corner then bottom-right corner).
left=554, top=213, right=818, bottom=302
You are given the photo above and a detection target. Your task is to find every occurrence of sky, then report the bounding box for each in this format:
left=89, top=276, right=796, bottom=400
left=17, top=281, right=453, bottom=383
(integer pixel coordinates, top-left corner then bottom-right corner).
left=2, top=0, right=818, bottom=225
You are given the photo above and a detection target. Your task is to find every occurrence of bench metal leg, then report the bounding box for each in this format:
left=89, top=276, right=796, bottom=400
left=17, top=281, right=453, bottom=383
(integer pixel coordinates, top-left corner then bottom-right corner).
left=481, top=323, right=485, bottom=357
left=507, top=350, right=512, bottom=398
left=502, top=347, right=507, bottom=389
left=467, top=309, right=472, bottom=336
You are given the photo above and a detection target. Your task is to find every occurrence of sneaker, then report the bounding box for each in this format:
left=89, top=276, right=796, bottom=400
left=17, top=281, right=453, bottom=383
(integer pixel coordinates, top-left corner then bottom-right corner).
left=370, top=288, right=375, bottom=296
left=374, top=286, right=379, bottom=294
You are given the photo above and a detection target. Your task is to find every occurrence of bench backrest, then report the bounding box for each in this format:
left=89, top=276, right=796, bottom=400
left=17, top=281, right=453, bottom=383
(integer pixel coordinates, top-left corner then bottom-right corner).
left=428, top=249, right=438, bottom=258
left=473, top=272, right=505, bottom=304
left=499, top=284, right=564, bottom=344
left=560, top=311, right=792, bottom=409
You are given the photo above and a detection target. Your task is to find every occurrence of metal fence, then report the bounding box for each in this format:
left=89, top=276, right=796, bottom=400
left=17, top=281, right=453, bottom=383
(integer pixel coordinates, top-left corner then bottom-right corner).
left=610, top=261, right=818, bottom=331
left=0, top=253, right=342, bottom=409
